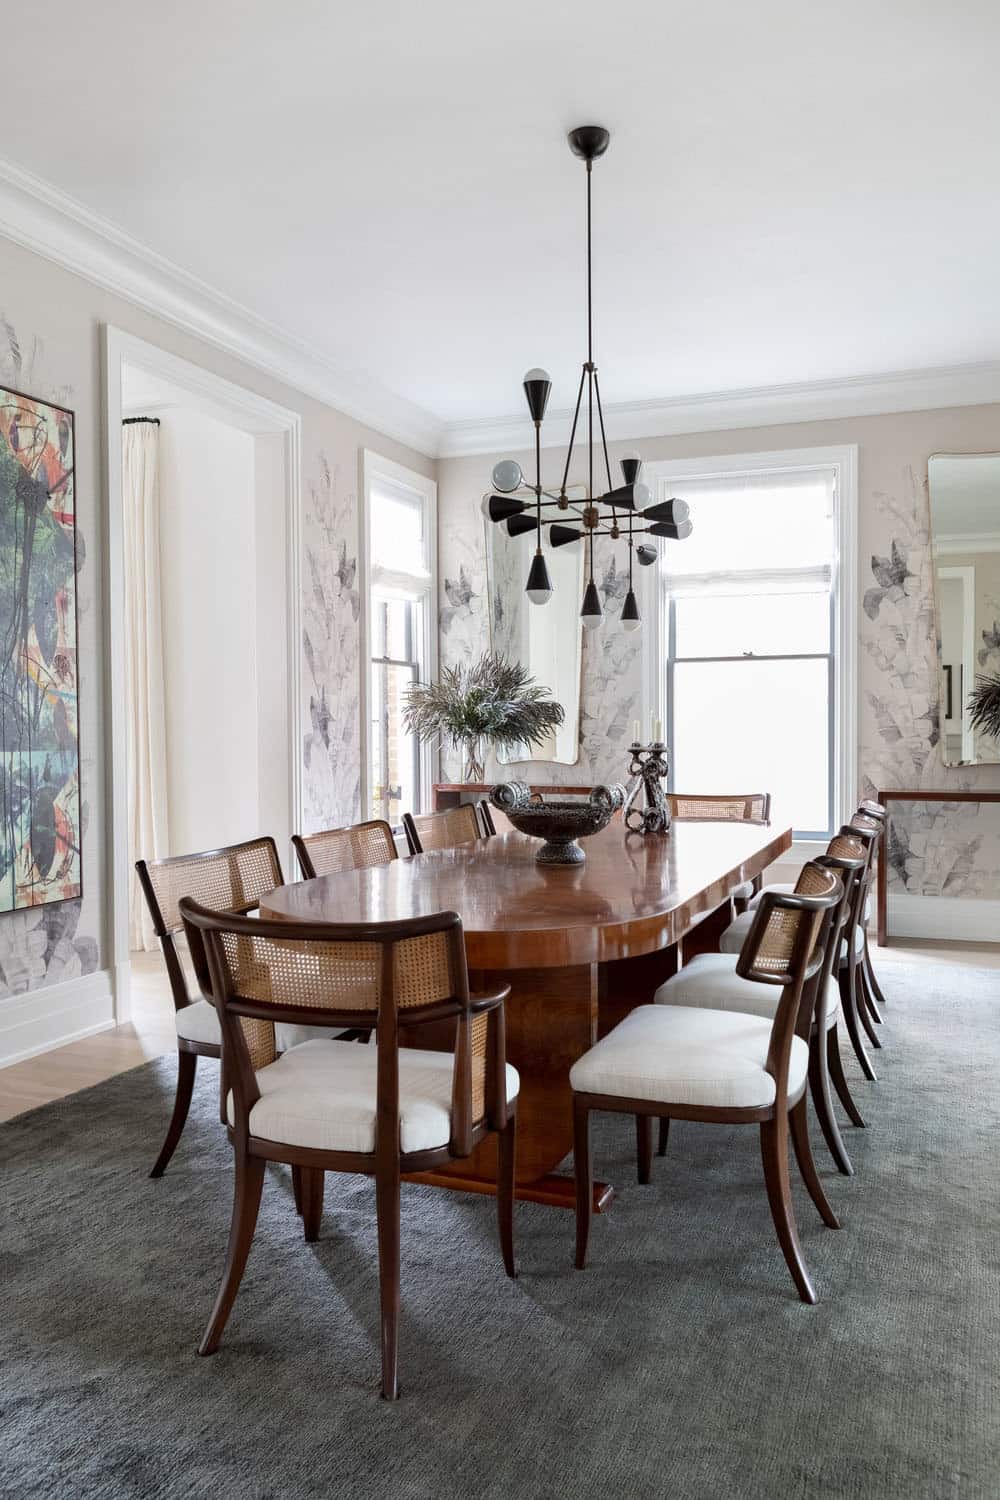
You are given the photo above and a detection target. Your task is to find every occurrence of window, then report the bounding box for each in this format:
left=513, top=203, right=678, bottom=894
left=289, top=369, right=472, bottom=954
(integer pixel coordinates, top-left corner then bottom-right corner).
left=646, top=450, right=857, bottom=841
left=362, top=452, right=437, bottom=828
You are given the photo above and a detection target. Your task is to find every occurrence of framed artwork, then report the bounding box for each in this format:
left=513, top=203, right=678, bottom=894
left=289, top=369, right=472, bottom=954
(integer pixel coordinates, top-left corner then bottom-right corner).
left=0, top=385, right=80, bottom=910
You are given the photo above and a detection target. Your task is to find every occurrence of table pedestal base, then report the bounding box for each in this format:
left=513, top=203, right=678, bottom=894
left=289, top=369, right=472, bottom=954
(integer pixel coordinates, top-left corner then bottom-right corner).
left=403, top=1167, right=615, bottom=1213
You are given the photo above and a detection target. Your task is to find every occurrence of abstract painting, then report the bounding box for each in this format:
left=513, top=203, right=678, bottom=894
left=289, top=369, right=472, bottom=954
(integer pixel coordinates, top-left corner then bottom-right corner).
left=0, top=385, right=80, bottom=910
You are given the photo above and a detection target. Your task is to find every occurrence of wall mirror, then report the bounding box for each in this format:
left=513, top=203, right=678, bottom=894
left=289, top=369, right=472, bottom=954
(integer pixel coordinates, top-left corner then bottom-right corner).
left=484, top=521, right=582, bottom=763
left=928, top=453, right=1000, bottom=765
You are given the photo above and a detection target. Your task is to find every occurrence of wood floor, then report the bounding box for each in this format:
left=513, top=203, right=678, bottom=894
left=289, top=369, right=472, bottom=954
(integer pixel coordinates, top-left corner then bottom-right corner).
left=1, top=936, right=998, bottom=1125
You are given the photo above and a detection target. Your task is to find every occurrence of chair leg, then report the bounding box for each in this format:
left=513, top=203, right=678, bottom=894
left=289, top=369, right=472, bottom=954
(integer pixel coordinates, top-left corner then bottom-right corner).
left=657, top=1116, right=671, bottom=1157
left=291, top=1163, right=304, bottom=1215
left=636, top=1113, right=653, bottom=1184
left=759, top=1114, right=816, bottom=1304
left=573, top=1097, right=593, bottom=1270
left=858, top=960, right=884, bottom=1026
left=497, top=1112, right=517, bottom=1279
left=789, top=1097, right=840, bottom=1228
left=838, top=965, right=877, bottom=1081
left=149, top=1048, right=198, bottom=1179
left=827, top=1026, right=866, bottom=1127
left=300, top=1168, right=325, bottom=1242
left=808, top=1031, right=853, bottom=1175
left=854, top=958, right=882, bottom=1048
left=863, top=933, right=888, bottom=1007
left=376, top=1165, right=401, bottom=1400
left=198, top=1151, right=265, bottom=1355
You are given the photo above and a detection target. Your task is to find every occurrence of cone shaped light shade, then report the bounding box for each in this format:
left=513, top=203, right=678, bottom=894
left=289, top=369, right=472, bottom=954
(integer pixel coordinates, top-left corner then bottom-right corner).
left=488, top=494, right=530, bottom=522
left=549, top=524, right=583, bottom=547
left=525, top=550, right=553, bottom=604
left=642, top=497, right=690, bottom=524
left=649, top=518, right=694, bottom=540
left=506, top=513, right=538, bottom=538
left=635, top=544, right=658, bottom=567
left=621, top=587, right=641, bottom=631
left=581, top=578, right=604, bottom=630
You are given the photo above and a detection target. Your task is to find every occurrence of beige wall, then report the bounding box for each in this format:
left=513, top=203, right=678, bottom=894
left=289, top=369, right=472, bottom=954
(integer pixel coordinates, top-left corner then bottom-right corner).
left=0, top=232, right=433, bottom=1023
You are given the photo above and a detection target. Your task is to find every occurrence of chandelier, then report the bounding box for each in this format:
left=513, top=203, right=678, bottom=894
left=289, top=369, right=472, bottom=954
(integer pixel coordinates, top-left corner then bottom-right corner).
left=483, top=125, right=693, bottom=633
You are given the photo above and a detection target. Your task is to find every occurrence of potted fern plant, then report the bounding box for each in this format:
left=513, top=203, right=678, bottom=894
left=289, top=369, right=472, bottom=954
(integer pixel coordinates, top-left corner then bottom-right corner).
left=403, top=653, right=565, bottom=783
left=968, top=673, right=1000, bottom=745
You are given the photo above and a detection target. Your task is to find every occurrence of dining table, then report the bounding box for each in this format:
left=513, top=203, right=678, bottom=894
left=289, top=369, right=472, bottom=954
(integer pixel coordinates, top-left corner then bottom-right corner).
left=261, top=816, right=792, bottom=1212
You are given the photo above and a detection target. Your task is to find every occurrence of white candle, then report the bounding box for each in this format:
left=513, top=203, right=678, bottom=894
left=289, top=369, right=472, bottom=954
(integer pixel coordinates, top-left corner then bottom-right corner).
left=632, top=719, right=641, bottom=744
left=652, top=717, right=663, bottom=742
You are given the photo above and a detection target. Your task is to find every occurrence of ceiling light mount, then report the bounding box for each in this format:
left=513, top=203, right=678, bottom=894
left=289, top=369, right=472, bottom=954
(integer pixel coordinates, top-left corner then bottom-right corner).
left=486, top=125, right=693, bottom=631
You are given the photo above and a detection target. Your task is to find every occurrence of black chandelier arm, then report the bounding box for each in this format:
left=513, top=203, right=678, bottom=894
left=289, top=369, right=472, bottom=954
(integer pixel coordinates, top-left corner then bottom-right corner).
left=559, top=365, right=588, bottom=499
left=592, top=369, right=614, bottom=497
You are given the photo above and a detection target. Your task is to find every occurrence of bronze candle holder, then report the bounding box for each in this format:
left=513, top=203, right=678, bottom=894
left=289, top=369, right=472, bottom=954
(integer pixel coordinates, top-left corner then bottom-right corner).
left=623, top=741, right=671, bottom=835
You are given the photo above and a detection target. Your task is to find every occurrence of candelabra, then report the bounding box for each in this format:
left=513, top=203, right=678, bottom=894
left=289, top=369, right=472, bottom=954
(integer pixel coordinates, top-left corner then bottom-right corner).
left=623, top=740, right=671, bottom=835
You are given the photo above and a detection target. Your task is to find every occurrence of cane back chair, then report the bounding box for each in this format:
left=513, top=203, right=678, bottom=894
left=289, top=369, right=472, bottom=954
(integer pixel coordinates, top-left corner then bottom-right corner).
left=135, top=837, right=285, bottom=1178
left=402, top=802, right=488, bottom=855
left=292, top=818, right=398, bottom=880
left=571, top=866, right=842, bottom=1303
left=178, top=900, right=518, bottom=1400
left=667, top=792, right=772, bottom=911
left=663, top=834, right=868, bottom=1175
left=849, top=804, right=890, bottom=1015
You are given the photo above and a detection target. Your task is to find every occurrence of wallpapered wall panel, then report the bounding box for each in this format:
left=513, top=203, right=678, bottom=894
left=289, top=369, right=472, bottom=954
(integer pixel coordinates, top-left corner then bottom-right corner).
left=437, top=407, right=1000, bottom=898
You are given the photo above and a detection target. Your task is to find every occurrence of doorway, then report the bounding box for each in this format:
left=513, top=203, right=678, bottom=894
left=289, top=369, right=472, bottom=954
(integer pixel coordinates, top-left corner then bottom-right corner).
left=105, top=329, right=302, bottom=1019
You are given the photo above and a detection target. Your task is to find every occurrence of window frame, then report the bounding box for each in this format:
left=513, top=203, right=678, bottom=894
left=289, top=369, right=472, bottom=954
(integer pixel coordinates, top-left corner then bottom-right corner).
left=640, top=445, right=858, bottom=847
left=360, top=450, right=438, bottom=826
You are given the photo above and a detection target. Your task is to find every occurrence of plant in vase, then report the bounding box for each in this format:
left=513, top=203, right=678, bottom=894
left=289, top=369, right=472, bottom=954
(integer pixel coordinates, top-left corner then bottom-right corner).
left=403, top=652, right=565, bottom=784
left=968, top=673, right=1000, bottom=744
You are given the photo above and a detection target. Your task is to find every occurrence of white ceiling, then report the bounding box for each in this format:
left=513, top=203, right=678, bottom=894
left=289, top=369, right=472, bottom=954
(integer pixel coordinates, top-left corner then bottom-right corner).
left=6, top=1, right=1000, bottom=432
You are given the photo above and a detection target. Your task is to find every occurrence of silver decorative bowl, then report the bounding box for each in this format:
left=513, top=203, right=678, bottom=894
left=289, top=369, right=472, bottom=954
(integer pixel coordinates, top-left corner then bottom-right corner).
left=490, top=782, right=627, bottom=865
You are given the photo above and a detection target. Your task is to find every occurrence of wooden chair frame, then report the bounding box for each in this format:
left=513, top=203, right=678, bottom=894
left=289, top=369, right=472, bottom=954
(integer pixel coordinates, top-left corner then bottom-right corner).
left=574, top=869, right=842, bottom=1305
left=135, top=836, right=284, bottom=1178
left=402, top=802, right=488, bottom=856
left=852, top=802, right=890, bottom=1014
left=292, top=818, right=398, bottom=880
left=841, top=816, right=885, bottom=1079
left=179, top=899, right=516, bottom=1400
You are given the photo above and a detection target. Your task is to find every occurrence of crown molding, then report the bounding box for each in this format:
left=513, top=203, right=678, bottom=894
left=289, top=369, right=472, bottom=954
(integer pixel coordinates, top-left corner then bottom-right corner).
left=934, top=530, right=1000, bottom=555
left=0, top=156, right=443, bottom=457
left=438, top=361, right=1000, bottom=459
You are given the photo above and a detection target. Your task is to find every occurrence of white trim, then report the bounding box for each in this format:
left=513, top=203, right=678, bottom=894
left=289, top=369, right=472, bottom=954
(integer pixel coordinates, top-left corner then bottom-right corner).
left=642, top=445, right=858, bottom=837
left=0, top=969, right=114, bottom=1068
left=104, top=327, right=303, bottom=1023
left=0, top=155, right=441, bottom=457
left=934, top=531, right=1000, bottom=555
left=360, top=451, right=438, bottom=820
left=936, top=564, right=976, bottom=763
left=886, top=893, right=1000, bottom=943
left=439, top=363, right=1000, bottom=458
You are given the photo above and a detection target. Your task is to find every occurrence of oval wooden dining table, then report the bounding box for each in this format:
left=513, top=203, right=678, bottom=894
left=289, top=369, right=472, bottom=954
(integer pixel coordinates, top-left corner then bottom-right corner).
left=261, top=817, right=792, bottom=1211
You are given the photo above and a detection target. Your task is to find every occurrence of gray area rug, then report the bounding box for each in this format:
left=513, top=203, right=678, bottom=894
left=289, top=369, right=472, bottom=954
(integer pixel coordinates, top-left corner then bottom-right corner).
left=2, top=959, right=999, bottom=1500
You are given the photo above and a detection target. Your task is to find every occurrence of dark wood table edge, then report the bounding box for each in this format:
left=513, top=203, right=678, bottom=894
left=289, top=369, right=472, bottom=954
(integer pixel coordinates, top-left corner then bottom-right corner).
left=875, top=788, right=1000, bottom=945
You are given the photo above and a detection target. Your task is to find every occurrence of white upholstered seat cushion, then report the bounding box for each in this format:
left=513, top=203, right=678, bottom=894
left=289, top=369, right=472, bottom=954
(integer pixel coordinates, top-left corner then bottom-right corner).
left=654, top=951, right=839, bottom=1029
left=226, top=1037, right=520, bottom=1154
left=568, top=1005, right=808, bottom=1110
left=175, top=1001, right=340, bottom=1053
left=749, top=881, right=872, bottom=923
left=732, top=879, right=754, bottom=902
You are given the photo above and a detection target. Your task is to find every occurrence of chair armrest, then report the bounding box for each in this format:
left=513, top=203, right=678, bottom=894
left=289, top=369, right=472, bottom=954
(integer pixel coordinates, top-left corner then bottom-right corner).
left=469, top=985, right=511, bottom=1012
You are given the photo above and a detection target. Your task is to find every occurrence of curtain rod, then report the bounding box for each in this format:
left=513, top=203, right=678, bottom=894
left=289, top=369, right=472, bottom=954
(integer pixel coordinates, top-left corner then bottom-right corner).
left=122, top=416, right=161, bottom=426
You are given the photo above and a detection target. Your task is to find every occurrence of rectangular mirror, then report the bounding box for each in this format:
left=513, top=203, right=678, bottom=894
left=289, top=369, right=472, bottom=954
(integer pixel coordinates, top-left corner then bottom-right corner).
left=928, top=453, right=1000, bottom=765
left=484, top=521, right=582, bottom=763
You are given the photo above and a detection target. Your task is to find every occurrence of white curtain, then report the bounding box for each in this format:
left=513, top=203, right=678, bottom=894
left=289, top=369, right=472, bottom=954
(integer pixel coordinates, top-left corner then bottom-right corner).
left=123, top=420, right=169, bottom=952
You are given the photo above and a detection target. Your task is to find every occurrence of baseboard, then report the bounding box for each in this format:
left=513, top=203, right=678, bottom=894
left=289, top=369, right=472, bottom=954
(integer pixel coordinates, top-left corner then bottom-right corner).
left=0, top=969, right=115, bottom=1068
left=886, top=894, right=1000, bottom=943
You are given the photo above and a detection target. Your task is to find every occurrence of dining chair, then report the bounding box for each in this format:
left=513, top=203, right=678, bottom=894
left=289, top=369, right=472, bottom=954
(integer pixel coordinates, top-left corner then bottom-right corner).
left=718, top=821, right=881, bottom=1083
left=667, top=792, right=771, bottom=912
left=850, top=804, right=890, bottom=1014
left=402, top=802, right=488, bottom=855
left=178, top=900, right=518, bottom=1399
left=292, top=818, right=398, bottom=880
left=136, top=837, right=337, bottom=1179
left=570, top=866, right=842, bottom=1303
left=658, top=835, right=869, bottom=1174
